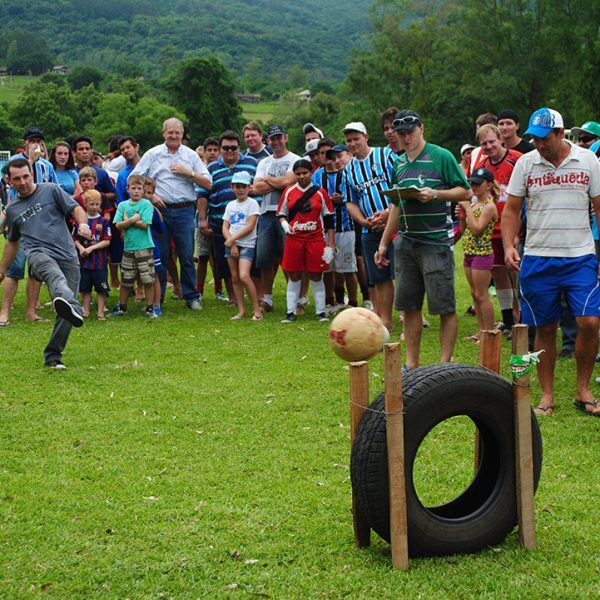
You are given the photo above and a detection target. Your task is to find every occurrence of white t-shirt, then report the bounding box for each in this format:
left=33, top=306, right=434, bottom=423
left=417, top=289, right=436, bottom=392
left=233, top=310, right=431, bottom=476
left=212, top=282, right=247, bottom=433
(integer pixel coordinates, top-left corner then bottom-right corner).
left=223, top=198, right=260, bottom=247
left=255, top=151, right=301, bottom=214
left=506, top=142, right=600, bottom=257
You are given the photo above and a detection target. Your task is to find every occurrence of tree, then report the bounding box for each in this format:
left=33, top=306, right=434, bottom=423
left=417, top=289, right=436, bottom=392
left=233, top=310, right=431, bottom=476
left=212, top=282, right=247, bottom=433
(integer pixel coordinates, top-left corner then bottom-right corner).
left=162, top=57, right=243, bottom=138
left=67, top=66, right=105, bottom=90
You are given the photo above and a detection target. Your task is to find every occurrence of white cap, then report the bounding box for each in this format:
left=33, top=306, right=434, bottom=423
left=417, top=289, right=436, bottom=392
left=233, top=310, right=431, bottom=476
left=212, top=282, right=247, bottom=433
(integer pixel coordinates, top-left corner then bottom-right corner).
left=342, top=122, right=367, bottom=135
left=460, top=143, right=475, bottom=155
left=303, top=122, right=324, bottom=138
left=305, top=139, right=319, bottom=154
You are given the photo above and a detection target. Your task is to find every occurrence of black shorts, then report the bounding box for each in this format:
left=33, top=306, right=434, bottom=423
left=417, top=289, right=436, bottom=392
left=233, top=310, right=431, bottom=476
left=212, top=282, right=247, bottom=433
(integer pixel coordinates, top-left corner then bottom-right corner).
left=80, top=268, right=110, bottom=295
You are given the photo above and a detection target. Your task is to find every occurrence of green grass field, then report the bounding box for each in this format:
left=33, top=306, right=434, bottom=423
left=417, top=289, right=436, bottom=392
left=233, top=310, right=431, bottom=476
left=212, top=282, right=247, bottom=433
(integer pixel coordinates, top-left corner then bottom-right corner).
left=0, top=245, right=598, bottom=598
left=241, top=101, right=293, bottom=124
left=0, top=75, right=37, bottom=106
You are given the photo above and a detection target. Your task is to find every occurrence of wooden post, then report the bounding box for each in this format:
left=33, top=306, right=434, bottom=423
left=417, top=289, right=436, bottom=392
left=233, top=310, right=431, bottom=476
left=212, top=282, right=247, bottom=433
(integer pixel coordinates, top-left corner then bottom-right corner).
left=349, top=361, right=371, bottom=548
left=475, top=330, right=502, bottom=471
left=384, top=343, right=409, bottom=570
left=511, top=324, right=537, bottom=549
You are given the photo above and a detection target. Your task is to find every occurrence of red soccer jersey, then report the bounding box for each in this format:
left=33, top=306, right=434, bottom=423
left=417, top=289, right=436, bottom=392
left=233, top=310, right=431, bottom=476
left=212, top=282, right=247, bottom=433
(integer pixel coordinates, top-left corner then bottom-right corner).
left=474, top=148, right=522, bottom=238
left=277, top=184, right=333, bottom=241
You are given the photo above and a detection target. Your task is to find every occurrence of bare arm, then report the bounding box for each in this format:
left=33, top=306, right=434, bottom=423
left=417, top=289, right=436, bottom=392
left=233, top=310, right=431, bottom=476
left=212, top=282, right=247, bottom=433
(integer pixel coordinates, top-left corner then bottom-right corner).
left=501, top=194, right=524, bottom=271
left=463, top=202, right=497, bottom=236
left=346, top=202, right=370, bottom=230
left=224, top=214, right=258, bottom=246
left=264, top=171, right=296, bottom=190
left=415, top=186, right=471, bottom=204
left=252, top=177, right=275, bottom=195
left=374, top=204, right=400, bottom=267
left=197, top=196, right=211, bottom=235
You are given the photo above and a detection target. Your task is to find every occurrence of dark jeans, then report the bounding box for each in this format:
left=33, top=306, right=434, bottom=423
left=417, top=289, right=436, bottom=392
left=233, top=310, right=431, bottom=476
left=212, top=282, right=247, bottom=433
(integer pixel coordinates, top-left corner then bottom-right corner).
left=161, top=205, right=199, bottom=304
left=28, top=252, right=81, bottom=364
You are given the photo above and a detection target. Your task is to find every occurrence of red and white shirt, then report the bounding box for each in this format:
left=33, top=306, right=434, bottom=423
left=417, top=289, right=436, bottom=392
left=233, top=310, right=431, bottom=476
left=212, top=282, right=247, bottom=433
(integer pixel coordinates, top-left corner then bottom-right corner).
left=277, top=184, right=333, bottom=241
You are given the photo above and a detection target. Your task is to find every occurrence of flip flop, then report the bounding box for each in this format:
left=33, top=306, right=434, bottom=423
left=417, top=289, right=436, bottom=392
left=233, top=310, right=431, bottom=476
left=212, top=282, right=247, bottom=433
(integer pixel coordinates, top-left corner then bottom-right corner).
left=534, top=404, right=554, bottom=416
left=230, top=314, right=244, bottom=320
left=573, top=399, right=600, bottom=417
left=97, top=315, right=106, bottom=321
left=251, top=315, right=263, bottom=321
left=0, top=320, right=11, bottom=327
left=463, top=334, right=480, bottom=344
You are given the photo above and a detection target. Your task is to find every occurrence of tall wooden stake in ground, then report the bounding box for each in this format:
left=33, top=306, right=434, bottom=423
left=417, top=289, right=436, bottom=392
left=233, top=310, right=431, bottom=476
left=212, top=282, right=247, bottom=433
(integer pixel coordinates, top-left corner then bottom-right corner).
left=349, top=361, right=370, bottom=548
left=511, top=324, right=537, bottom=549
left=384, top=343, right=409, bottom=570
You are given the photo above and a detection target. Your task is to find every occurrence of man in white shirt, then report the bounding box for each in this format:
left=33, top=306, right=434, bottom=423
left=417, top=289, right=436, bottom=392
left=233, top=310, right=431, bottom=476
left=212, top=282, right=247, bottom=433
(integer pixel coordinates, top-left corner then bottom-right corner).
left=503, top=108, right=600, bottom=417
left=131, top=117, right=212, bottom=310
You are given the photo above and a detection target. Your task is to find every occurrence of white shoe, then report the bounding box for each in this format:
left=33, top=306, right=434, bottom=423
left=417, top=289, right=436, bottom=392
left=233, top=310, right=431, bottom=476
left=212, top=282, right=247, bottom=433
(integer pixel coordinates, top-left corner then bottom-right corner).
left=363, top=300, right=374, bottom=311
left=188, top=299, right=203, bottom=311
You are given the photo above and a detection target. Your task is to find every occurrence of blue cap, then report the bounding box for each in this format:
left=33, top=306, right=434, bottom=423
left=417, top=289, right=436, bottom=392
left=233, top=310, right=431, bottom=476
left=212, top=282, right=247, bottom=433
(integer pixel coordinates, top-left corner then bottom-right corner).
left=330, top=144, right=350, bottom=153
left=524, top=108, right=564, bottom=139
left=231, top=171, right=252, bottom=185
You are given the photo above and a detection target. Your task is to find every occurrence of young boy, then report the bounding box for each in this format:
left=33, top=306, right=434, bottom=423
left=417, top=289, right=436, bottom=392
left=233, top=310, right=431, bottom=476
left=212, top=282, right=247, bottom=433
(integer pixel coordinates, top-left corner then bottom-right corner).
left=76, top=167, right=113, bottom=221
left=222, top=171, right=261, bottom=320
left=144, top=177, right=167, bottom=316
left=111, top=174, right=156, bottom=317
left=74, top=189, right=112, bottom=319
left=277, top=159, right=335, bottom=322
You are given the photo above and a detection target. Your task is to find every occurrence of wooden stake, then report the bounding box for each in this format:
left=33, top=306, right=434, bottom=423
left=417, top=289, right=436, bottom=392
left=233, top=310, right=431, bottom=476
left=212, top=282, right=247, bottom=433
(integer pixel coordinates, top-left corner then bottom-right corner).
left=511, top=324, right=537, bottom=549
left=384, top=343, right=409, bottom=570
left=349, top=361, right=370, bottom=548
left=475, top=330, right=502, bottom=471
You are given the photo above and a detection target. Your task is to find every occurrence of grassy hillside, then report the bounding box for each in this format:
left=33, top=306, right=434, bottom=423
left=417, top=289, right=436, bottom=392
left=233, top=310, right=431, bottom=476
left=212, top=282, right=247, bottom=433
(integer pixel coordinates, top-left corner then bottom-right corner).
left=0, top=75, right=36, bottom=106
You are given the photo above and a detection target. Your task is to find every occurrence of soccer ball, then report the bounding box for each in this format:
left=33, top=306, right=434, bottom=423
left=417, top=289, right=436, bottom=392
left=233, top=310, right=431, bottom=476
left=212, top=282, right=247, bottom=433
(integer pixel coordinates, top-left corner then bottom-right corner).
left=328, top=307, right=389, bottom=362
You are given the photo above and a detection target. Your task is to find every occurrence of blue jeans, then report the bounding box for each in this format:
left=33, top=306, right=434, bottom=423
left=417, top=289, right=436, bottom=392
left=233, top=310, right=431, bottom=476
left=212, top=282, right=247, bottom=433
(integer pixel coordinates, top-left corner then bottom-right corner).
left=28, top=251, right=82, bottom=365
left=161, top=205, right=199, bottom=304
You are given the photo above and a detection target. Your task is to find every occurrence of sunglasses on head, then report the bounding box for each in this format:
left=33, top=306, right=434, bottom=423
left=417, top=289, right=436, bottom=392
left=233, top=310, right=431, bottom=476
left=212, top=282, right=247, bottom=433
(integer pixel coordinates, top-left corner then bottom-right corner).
left=393, top=115, right=420, bottom=127
left=221, top=145, right=239, bottom=151
left=579, top=135, right=596, bottom=144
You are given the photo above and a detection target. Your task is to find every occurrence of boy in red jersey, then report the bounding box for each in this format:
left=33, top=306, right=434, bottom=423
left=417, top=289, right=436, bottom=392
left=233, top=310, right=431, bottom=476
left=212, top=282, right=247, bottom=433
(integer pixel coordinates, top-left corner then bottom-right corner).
left=277, top=159, right=335, bottom=322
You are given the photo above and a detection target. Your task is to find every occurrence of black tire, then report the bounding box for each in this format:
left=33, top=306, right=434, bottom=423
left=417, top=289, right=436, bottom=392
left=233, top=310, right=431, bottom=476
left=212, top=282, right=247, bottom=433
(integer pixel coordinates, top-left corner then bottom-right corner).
left=350, top=363, right=543, bottom=557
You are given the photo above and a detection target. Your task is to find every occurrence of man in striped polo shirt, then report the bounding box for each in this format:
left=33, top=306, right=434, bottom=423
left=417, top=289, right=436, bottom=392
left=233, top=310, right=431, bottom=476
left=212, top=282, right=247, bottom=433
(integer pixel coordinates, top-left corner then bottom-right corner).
left=503, top=108, right=600, bottom=417
left=376, top=110, right=470, bottom=370
left=343, top=122, right=395, bottom=331
left=198, top=131, right=259, bottom=298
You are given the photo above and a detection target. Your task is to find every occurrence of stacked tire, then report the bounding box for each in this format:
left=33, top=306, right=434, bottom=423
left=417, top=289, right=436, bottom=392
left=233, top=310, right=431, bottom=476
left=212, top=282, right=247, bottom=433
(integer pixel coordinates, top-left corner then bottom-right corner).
left=350, top=363, right=543, bottom=557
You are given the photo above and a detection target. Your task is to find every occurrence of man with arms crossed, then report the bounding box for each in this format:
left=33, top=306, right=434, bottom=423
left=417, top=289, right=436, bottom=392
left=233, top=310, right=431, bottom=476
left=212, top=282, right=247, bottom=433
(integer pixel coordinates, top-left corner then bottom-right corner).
left=0, top=159, right=90, bottom=368
left=132, top=118, right=212, bottom=310
left=503, top=108, right=600, bottom=416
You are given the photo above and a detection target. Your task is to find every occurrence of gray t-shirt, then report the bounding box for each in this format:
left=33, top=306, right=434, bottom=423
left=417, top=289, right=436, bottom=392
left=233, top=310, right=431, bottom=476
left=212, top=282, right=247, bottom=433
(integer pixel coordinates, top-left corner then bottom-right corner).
left=6, top=183, right=79, bottom=262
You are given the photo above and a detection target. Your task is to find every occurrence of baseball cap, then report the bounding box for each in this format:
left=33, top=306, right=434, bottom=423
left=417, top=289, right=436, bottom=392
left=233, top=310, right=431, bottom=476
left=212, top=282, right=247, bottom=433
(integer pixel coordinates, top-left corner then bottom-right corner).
left=266, top=125, right=286, bottom=138
left=303, top=122, right=324, bottom=138
left=497, top=109, right=520, bottom=123
left=570, top=121, right=600, bottom=139
left=305, top=139, right=319, bottom=154
left=231, top=171, right=252, bottom=185
left=23, top=126, right=44, bottom=141
left=342, top=122, right=367, bottom=135
left=460, top=144, right=475, bottom=155
left=393, top=110, right=422, bottom=132
left=469, top=167, right=494, bottom=185
left=524, top=108, right=564, bottom=138
left=326, top=143, right=350, bottom=159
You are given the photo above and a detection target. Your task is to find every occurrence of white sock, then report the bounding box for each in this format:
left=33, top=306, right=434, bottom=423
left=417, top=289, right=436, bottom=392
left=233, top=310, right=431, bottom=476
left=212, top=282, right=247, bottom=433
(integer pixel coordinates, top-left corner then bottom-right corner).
left=496, top=289, right=514, bottom=311
left=312, top=279, right=326, bottom=314
left=286, top=281, right=301, bottom=314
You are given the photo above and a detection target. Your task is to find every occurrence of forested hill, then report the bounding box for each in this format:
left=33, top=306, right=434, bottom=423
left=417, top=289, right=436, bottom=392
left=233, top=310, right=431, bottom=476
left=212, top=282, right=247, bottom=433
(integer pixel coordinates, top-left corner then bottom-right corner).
left=0, top=0, right=372, bottom=81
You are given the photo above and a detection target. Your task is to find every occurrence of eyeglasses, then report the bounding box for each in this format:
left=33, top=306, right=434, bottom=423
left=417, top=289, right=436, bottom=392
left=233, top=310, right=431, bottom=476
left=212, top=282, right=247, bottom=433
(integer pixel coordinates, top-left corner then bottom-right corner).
left=579, top=136, right=596, bottom=144
left=221, top=145, right=239, bottom=152
left=393, top=115, right=421, bottom=127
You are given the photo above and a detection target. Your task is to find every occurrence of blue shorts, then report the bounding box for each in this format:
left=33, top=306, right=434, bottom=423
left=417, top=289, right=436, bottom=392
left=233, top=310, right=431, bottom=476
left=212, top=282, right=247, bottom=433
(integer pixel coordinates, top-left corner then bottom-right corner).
left=256, top=212, right=284, bottom=268
left=362, top=231, right=394, bottom=286
left=80, top=268, right=110, bottom=295
left=7, top=247, right=26, bottom=280
left=225, top=245, right=256, bottom=262
left=519, top=254, right=600, bottom=326
left=109, top=235, right=124, bottom=265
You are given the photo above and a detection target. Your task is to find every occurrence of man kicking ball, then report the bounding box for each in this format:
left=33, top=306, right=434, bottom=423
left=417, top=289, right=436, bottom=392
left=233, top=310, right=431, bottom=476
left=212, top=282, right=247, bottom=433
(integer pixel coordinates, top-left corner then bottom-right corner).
left=0, top=158, right=91, bottom=369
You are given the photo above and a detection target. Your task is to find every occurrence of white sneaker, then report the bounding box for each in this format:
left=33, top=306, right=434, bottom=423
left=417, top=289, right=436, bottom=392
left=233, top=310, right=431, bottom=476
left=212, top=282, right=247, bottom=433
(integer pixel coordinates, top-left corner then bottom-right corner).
left=188, top=299, right=203, bottom=311
left=325, top=304, right=338, bottom=316
left=363, top=300, right=374, bottom=311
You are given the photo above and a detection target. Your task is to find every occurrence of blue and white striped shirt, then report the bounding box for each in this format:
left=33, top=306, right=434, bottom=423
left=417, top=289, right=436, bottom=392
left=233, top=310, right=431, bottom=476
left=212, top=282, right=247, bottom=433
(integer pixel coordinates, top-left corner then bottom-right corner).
left=197, top=155, right=259, bottom=229
left=312, top=167, right=354, bottom=233
left=344, top=147, right=395, bottom=230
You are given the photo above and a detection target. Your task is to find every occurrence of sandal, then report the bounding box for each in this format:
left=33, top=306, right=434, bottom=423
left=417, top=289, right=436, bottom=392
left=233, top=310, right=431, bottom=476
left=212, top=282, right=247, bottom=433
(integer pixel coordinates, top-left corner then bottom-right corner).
left=251, top=314, right=263, bottom=321
left=230, top=314, right=244, bottom=320
left=0, top=320, right=11, bottom=327
left=463, top=334, right=480, bottom=345
left=97, top=315, right=106, bottom=321
left=573, top=399, right=600, bottom=417
left=534, top=404, right=554, bottom=416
